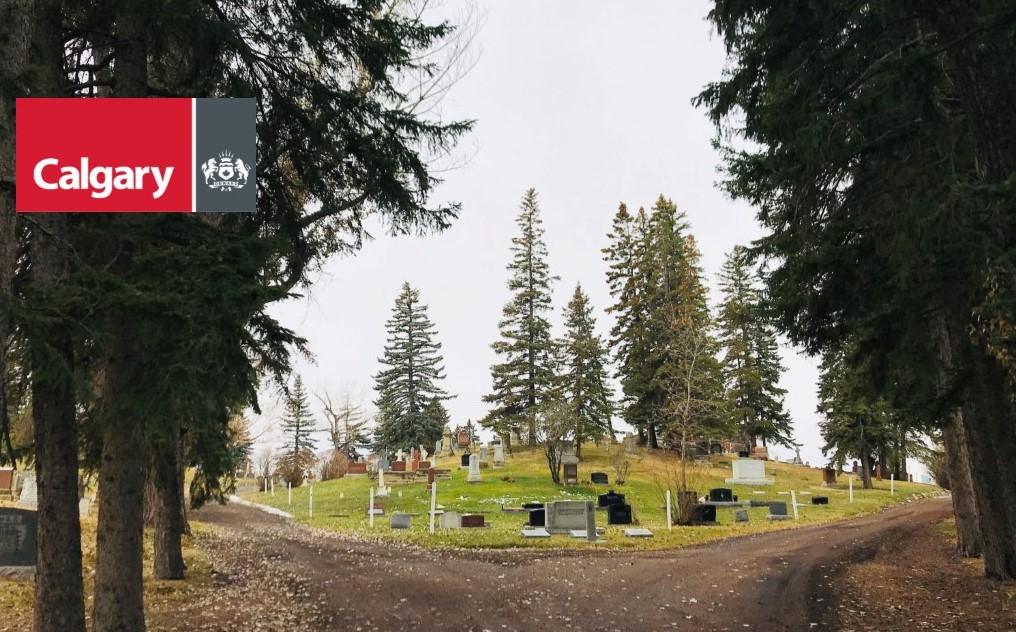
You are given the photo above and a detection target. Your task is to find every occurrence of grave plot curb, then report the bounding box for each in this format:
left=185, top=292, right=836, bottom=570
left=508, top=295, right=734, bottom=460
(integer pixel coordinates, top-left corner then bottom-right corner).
left=228, top=495, right=294, bottom=519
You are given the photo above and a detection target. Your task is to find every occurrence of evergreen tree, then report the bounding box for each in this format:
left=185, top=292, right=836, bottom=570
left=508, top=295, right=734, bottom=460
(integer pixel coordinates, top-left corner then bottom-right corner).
left=698, top=0, right=1016, bottom=578
left=603, top=204, right=655, bottom=445
left=373, top=283, right=449, bottom=452
left=484, top=189, right=558, bottom=446
left=279, top=375, right=319, bottom=481
left=716, top=247, right=793, bottom=450
left=559, top=284, right=613, bottom=457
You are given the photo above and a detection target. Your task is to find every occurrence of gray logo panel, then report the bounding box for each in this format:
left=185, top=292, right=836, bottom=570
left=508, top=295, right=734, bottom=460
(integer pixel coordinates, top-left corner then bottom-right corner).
left=195, top=98, right=256, bottom=213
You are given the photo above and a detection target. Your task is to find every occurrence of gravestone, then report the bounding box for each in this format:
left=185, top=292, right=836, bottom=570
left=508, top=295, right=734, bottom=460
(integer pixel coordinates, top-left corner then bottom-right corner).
left=461, top=514, right=485, bottom=528
left=418, top=461, right=431, bottom=471
left=607, top=504, right=633, bottom=525
left=590, top=472, right=608, bottom=485
left=708, top=488, right=735, bottom=503
left=750, top=445, right=769, bottom=460
left=734, top=508, right=749, bottom=523
left=811, top=496, right=829, bottom=505
left=545, top=500, right=592, bottom=534
left=767, top=502, right=791, bottom=520
left=597, top=490, right=626, bottom=508
left=622, top=434, right=638, bottom=454
left=493, top=444, right=505, bottom=468
left=456, top=429, right=471, bottom=448
left=527, top=508, right=546, bottom=527
left=466, top=454, right=482, bottom=483
left=822, top=468, right=838, bottom=486
left=522, top=502, right=544, bottom=510
left=347, top=462, right=368, bottom=475
left=391, top=460, right=406, bottom=473
left=479, top=447, right=488, bottom=461
left=439, top=512, right=462, bottom=529
left=375, top=469, right=390, bottom=497
left=561, top=443, right=578, bottom=465
left=16, top=472, right=37, bottom=510
left=563, top=462, right=578, bottom=485
left=520, top=528, right=550, bottom=538
left=690, top=504, right=717, bottom=525
left=396, top=449, right=405, bottom=462
left=435, top=439, right=443, bottom=457
left=390, top=513, right=412, bottom=529
left=624, top=528, right=653, bottom=538
left=0, top=468, right=13, bottom=500
left=460, top=452, right=471, bottom=469
left=725, top=458, right=773, bottom=485
left=0, top=508, right=37, bottom=572
left=377, top=455, right=390, bottom=472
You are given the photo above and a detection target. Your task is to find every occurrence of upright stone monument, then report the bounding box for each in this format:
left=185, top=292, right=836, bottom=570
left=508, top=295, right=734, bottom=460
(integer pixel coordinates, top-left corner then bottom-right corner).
left=15, top=472, right=37, bottom=510
left=493, top=444, right=506, bottom=468
left=466, top=453, right=482, bottom=483
left=0, top=508, right=37, bottom=580
left=725, top=458, right=774, bottom=485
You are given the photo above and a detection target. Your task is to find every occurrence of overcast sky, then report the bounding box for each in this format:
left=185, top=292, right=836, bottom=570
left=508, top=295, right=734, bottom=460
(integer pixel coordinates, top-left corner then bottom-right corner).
left=252, top=0, right=855, bottom=471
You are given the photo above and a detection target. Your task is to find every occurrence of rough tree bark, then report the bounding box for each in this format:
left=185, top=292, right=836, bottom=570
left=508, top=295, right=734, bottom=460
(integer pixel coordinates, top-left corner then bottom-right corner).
left=150, top=419, right=185, bottom=579
left=92, top=5, right=150, bottom=630
left=21, top=1, right=88, bottom=630
left=943, top=413, right=982, bottom=557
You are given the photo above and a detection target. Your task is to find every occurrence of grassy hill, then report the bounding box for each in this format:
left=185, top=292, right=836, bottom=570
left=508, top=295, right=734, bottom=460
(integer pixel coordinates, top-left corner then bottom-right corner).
left=244, top=445, right=939, bottom=550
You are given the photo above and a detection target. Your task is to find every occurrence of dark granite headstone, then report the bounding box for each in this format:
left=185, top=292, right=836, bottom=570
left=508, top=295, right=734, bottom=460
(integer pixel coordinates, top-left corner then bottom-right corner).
left=690, top=504, right=717, bottom=525
left=811, top=496, right=829, bottom=505
left=597, top=490, right=626, bottom=508
left=708, top=488, right=734, bottom=502
left=461, top=514, right=485, bottom=528
left=563, top=462, right=578, bottom=484
left=0, top=508, right=37, bottom=567
left=460, top=452, right=471, bottom=468
left=527, top=508, right=546, bottom=527
left=590, top=472, right=608, bottom=485
left=522, top=502, right=544, bottom=510
left=607, top=503, right=633, bottom=525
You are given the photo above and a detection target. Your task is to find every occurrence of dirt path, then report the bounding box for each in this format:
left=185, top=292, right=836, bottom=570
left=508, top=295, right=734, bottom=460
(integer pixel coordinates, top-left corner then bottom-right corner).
left=157, top=497, right=953, bottom=631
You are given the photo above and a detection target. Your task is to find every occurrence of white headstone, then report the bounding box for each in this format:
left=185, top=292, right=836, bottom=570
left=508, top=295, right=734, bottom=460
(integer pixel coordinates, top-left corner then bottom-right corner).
left=493, top=444, right=505, bottom=467
left=16, top=472, right=37, bottom=510
left=521, top=527, right=551, bottom=538
left=439, top=511, right=462, bottom=529
left=724, top=458, right=774, bottom=485
left=545, top=500, right=592, bottom=534
left=624, top=528, right=653, bottom=538
left=466, top=453, right=482, bottom=483
left=375, top=468, right=390, bottom=497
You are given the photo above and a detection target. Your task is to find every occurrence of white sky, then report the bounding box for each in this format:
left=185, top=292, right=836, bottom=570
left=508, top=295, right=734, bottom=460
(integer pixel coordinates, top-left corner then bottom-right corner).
left=250, top=0, right=893, bottom=475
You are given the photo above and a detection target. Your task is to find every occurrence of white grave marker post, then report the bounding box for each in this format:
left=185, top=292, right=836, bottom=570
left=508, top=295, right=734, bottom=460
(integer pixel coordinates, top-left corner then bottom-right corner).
left=849, top=476, right=854, bottom=503
left=790, top=490, right=800, bottom=520
left=270, top=477, right=275, bottom=497
left=429, top=481, right=437, bottom=535
left=309, top=485, right=314, bottom=518
left=666, top=490, right=672, bottom=530
left=369, top=487, right=375, bottom=527
left=288, top=481, right=292, bottom=506
left=891, top=473, right=895, bottom=495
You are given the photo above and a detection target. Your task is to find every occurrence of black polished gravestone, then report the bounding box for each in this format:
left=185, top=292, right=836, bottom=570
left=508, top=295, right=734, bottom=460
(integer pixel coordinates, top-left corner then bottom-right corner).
left=590, top=472, right=609, bottom=485
left=527, top=508, right=546, bottom=527
left=597, top=490, right=626, bottom=508
left=0, top=508, right=37, bottom=567
left=708, top=488, right=735, bottom=503
left=607, top=503, right=633, bottom=525
left=690, top=504, right=717, bottom=525
left=460, top=452, right=471, bottom=468
left=811, top=496, right=829, bottom=505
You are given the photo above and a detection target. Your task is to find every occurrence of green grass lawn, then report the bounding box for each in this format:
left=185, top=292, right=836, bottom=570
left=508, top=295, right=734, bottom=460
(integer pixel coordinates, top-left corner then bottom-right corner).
left=244, top=445, right=940, bottom=550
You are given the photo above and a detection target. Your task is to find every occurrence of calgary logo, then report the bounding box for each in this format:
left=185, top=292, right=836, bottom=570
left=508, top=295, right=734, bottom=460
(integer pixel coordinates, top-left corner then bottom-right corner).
left=201, top=150, right=251, bottom=192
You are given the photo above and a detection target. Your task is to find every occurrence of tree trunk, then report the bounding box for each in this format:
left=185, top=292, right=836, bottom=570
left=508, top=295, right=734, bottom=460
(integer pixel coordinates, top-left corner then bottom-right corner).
left=93, top=321, right=147, bottom=632
left=958, top=349, right=1016, bottom=579
left=859, top=446, right=873, bottom=490
left=93, top=5, right=151, bottom=628
left=647, top=423, right=658, bottom=450
left=943, top=413, right=982, bottom=557
left=25, top=1, right=87, bottom=630
left=151, top=421, right=185, bottom=579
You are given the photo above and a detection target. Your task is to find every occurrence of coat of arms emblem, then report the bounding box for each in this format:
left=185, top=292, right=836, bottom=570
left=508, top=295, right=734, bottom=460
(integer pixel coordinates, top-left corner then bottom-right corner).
left=201, top=150, right=251, bottom=191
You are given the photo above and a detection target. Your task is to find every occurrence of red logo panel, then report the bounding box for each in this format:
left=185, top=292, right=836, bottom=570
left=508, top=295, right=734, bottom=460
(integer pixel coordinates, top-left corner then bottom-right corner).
left=16, top=98, right=192, bottom=212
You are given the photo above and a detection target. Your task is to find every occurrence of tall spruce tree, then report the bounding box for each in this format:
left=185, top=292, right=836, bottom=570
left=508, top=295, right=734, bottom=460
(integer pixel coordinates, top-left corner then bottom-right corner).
left=373, top=283, right=449, bottom=452
left=279, top=375, right=318, bottom=482
left=484, top=189, right=558, bottom=446
left=603, top=204, right=656, bottom=445
left=559, top=284, right=613, bottom=457
left=717, top=247, right=794, bottom=450
left=698, top=1, right=1016, bottom=578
